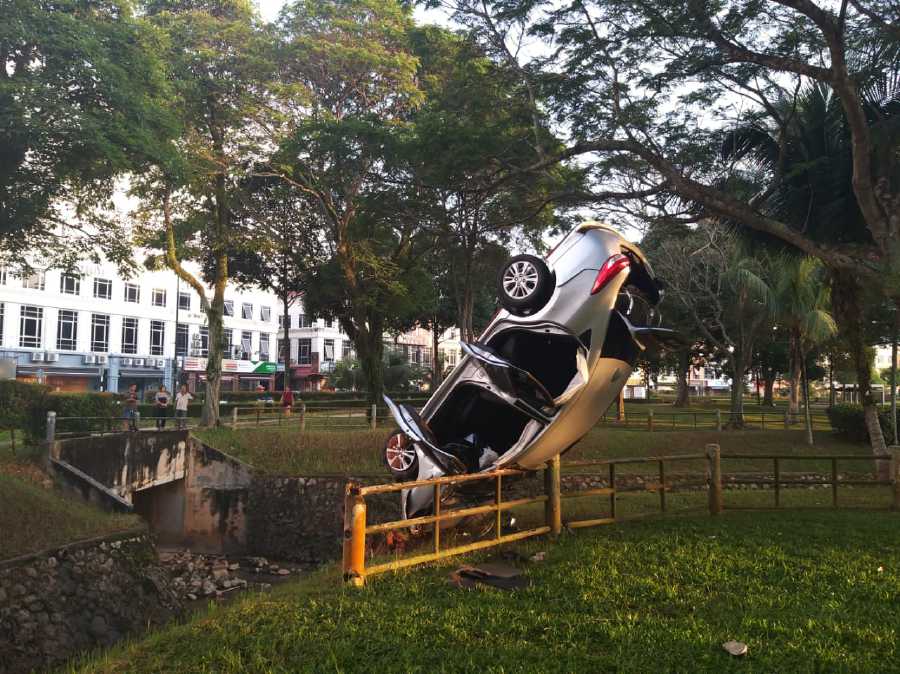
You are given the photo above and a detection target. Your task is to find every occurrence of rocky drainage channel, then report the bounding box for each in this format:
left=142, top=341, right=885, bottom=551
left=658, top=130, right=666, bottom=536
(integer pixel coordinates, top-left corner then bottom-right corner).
left=158, top=549, right=311, bottom=603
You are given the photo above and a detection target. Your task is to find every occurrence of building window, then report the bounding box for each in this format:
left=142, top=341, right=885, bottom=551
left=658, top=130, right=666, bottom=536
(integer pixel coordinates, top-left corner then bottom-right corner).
left=23, top=272, right=45, bottom=291
left=0, top=268, right=6, bottom=285
left=342, top=340, right=354, bottom=361
left=56, top=310, right=78, bottom=351
left=91, top=314, right=110, bottom=352
left=150, top=320, right=165, bottom=356
left=323, top=339, right=335, bottom=362
left=124, top=283, right=140, bottom=303
left=298, top=338, right=311, bottom=365
left=151, top=288, right=166, bottom=307
left=0, top=303, right=4, bottom=344
left=240, top=331, right=252, bottom=360
left=277, top=338, right=287, bottom=364
left=242, top=303, right=253, bottom=320
left=259, top=333, right=270, bottom=361
left=223, top=328, right=233, bottom=356
left=93, top=278, right=112, bottom=299
left=178, top=292, right=191, bottom=311
left=297, top=313, right=308, bottom=328
left=327, top=318, right=335, bottom=329
left=176, top=324, right=188, bottom=357
left=19, top=306, right=43, bottom=348
left=224, top=300, right=234, bottom=317
left=60, top=274, right=80, bottom=295
left=278, top=314, right=286, bottom=329
left=122, top=318, right=138, bottom=355
left=260, top=306, right=271, bottom=322
left=198, top=326, right=209, bottom=357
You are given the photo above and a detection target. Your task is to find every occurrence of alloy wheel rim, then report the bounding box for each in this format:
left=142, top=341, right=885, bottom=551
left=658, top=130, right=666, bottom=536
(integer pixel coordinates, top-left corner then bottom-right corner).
left=502, top=260, right=539, bottom=299
left=386, top=434, right=416, bottom=472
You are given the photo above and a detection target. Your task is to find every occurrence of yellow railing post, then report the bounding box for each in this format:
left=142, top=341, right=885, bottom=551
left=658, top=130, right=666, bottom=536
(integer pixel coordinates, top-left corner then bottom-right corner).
left=433, top=483, right=441, bottom=554
left=706, top=443, right=723, bottom=515
left=342, top=483, right=367, bottom=587
left=545, top=454, right=562, bottom=535
left=495, top=473, right=502, bottom=539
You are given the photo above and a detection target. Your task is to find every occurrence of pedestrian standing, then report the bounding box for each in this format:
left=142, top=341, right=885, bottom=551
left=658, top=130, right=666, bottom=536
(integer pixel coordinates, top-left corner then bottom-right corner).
left=175, top=384, right=193, bottom=430
left=280, top=388, right=294, bottom=417
left=123, top=384, right=139, bottom=431
left=154, top=385, right=170, bottom=430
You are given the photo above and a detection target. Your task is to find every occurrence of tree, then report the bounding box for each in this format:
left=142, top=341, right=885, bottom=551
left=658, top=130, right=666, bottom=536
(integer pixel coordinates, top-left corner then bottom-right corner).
left=406, top=26, right=576, bottom=341
left=270, top=0, right=425, bottom=404
left=226, top=174, right=325, bottom=390
left=1, top=0, right=173, bottom=268
left=137, top=0, right=277, bottom=425
left=770, top=257, right=837, bottom=444
left=652, top=224, right=771, bottom=425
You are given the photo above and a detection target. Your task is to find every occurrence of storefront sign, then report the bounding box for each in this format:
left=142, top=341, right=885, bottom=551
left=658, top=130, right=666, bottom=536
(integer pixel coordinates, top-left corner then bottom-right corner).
left=182, top=357, right=277, bottom=375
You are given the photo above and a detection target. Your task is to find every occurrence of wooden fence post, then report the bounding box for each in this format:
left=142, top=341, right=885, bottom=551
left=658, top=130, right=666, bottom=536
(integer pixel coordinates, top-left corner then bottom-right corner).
left=545, top=454, right=562, bottom=535
left=715, top=409, right=722, bottom=432
left=891, top=447, right=900, bottom=511
left=232, top=406, right=238, bottom=428
left=783, top=409, right=790, bottom=429
left=299, top=401, right=306, bottom=431
left=706, top=443, right=722, bottom=515
left=342, top=484, right=367, bottom=587
left=648, top=409, right=654, bottom=432
left=371, top=404, right=377, bottom=431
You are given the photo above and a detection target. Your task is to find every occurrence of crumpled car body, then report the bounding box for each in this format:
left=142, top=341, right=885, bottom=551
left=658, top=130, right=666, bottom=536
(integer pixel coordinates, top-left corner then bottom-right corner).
left=383, top=222, right=677, bottom=518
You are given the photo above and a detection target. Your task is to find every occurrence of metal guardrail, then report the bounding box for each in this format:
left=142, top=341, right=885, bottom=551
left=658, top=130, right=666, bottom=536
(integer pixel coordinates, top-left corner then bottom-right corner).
left=342, top=446, right=900, bottom=586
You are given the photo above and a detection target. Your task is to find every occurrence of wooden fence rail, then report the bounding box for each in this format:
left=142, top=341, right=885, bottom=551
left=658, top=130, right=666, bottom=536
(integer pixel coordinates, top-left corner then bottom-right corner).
left=342, top=446, right=900, bottom=586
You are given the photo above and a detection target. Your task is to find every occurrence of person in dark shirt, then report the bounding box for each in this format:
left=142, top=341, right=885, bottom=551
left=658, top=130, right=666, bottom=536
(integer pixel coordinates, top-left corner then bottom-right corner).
left=154, top=385, right=170, bottom=430
left=123, top=384, right=139, bottom=431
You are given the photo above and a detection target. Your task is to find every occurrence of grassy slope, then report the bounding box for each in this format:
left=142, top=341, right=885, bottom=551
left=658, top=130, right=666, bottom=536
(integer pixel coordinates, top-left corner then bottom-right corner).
left=197, top=425, right=871, bottom=479
left=70, top=507, right=900, bottom=673
left=0, top=447, right=141, bottom=559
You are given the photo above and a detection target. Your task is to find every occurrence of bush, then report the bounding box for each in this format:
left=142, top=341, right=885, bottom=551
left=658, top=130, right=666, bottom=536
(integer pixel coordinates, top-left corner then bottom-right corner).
left=0, top=381, right=50, bottom=432
left=826, top=404, right=892, bottom=443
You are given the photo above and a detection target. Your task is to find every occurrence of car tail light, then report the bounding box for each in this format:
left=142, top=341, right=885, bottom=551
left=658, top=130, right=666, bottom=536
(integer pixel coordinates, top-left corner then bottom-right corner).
left=591, top=254, right=630, bottom=295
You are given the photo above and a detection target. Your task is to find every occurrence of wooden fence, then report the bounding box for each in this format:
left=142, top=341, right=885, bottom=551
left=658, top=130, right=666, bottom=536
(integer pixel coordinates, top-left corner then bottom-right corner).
left=342, top=446, right=900, bottom=586
left=598, top=408, right=833, bottom=432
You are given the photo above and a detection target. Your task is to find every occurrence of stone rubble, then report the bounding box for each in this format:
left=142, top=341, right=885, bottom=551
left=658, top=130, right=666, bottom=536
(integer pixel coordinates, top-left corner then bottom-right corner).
left=158, top=550, right=304, bottom=601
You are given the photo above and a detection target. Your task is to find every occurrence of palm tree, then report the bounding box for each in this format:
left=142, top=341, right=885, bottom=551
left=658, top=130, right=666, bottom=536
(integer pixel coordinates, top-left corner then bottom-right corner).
left=770, top=257, right=837, bottom=445
left=722, top=72, right=899, bottom=454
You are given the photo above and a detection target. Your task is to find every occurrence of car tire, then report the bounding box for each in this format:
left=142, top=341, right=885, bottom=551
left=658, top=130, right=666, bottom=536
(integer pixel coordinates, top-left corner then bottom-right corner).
left=497, top=254, right=554, bottom=316
left=383, top=429, right=419, bottom=481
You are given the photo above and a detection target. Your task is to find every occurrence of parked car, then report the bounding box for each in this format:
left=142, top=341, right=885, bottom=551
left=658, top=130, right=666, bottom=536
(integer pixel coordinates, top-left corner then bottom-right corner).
left=383, top=221, right=679, bottom=518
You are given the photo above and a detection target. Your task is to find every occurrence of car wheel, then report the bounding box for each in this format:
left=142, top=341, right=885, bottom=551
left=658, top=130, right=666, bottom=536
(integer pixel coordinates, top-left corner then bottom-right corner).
left=498, top=254, right=554, bottom=315
left=384, top=429, right=419, bottom=481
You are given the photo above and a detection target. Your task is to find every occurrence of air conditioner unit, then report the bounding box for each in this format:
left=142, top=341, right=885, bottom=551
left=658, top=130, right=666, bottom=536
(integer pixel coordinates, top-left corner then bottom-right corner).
left=44, top=352, right=59, bottom=363
left=30, top=351, right=44, bottom=362
left=96, top=354, right=109, bottom=364
left=121, top=357, right=133, bottom=367
left=83, top=355, right=97, bottom=364
left=133, top=358, right=145, bottom=367
left=155, top=359, right=165, bottom=368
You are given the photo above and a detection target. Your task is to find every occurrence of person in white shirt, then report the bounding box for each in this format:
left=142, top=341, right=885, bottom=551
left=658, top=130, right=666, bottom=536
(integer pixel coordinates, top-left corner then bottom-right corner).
left=174, top=384, right=193, bottom=430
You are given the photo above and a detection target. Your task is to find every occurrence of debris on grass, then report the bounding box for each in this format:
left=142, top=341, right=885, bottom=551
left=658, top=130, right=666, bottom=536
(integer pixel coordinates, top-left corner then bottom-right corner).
left=722, top=640, right=748, bottom=657
left=449, top=562, right=529, bottom=591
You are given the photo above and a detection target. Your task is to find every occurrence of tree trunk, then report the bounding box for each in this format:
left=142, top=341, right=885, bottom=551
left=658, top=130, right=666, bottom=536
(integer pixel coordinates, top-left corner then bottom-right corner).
left=282, top=291, right=292, bottom=392
left=674, top=350, right=690, bottom=407
left=202, top=307, right=224, bottom=427
left=788, top=330, right=801, bottom=421
left=801, top=345, right=814, bottom=446
left=891, top=303, right=898, bottom=445
left=763, top=372, right=775, bottom=407
left=832, top=273, right=887, bottom=455
left=729, top=355, right=747, bottom=427
left=354, top=313, right=384, bottom=405
left=431, top=320, right=442, bottom=390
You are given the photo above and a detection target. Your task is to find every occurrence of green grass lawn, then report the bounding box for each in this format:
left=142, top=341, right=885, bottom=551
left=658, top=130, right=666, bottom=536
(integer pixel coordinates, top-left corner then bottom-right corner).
left=196, top=425, right=872, bottom=480
left=69, top=506, right=900, bottom=673
left=0, top=445, right=141, bottom=560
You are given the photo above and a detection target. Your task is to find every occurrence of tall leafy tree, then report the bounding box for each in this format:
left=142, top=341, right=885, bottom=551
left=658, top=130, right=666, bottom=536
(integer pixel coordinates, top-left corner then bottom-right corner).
left=1, top=0, right=173, bottom=267
left=136, top=0, right=277, bottom=425
left=271, top=0, right=424, bottom=403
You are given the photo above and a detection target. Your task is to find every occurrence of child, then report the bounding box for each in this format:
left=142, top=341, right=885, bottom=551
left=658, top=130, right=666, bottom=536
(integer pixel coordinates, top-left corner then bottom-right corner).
left=175, top=384, right=193, bottom=430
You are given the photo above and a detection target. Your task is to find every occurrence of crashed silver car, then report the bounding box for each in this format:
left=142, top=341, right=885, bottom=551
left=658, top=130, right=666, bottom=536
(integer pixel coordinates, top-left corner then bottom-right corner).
left=383, top=221, right=676, bottom=518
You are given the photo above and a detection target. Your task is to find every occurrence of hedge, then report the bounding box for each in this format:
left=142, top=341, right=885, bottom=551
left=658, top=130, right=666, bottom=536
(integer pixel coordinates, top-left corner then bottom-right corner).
left=826, top=404, right=893, bottom=443
left=0, top=381, right=50, bottom=433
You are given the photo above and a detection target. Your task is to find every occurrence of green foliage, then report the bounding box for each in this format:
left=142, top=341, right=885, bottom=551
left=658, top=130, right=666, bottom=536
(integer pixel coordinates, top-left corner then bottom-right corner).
left=1, top=0, right=174, bottom=266
left=826, top=404, right=892, bottom=443
left=0, top=381, right=49, bottom=432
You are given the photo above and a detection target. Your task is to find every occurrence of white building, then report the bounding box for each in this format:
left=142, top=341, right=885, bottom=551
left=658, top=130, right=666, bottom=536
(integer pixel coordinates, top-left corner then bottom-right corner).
left=0, top=259, right=462, bottom=395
